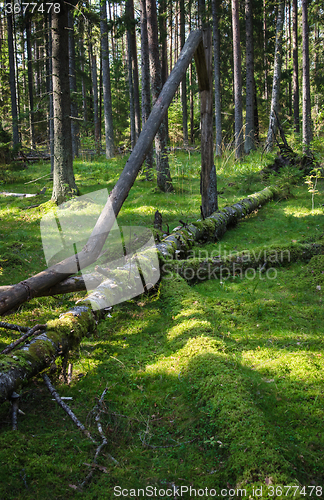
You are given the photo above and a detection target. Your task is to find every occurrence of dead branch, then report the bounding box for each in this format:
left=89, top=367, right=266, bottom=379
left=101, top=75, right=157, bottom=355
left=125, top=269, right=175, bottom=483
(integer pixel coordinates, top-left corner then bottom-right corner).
left=43, top=373, right=96, bottom=443
left=80, top=388, right=117, bottom=489
left=0, top=321, right=29, bottom=333
left=1, top=324, right=46, bottom=355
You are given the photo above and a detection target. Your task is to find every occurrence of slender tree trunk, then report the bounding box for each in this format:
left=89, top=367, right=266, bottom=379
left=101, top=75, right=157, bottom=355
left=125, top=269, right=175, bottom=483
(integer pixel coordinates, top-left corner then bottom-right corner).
left=287, top=0, right=292, bottom=116
left=46, top=12, right=54, bottom=174
left=263, top=0, right=268, bottom=101
left=68, top=11, right=79, bottom=159
left=146, top=0, right=173, bottom=192
left=244, top=0, right=255, bottom=153
left=126, top=0, right=141, bottom=143
left=302, top=0, right=312, bottom=148
left=159, top=0, right=169, bottom=142
left=127, top=27, right=136, bottom=149
left=292, top=0, right=299, bottom=133
left=140, top=0, right=154, bottom=178
left=254, top=77, right=260, bottom=143
left=90, top=42, right=100, bottom=152
left=266, top=0, right=285, bottom=151
left=26, top=19, right=36, bottom=149
left=6, top=0, right=19, bottom=147
left=180, top=0, right=188, bottom=146
left=212, top=0, right=222, bottom=156
left=101, top=0, right=115, bottom=159
left=79, top=20, right=87, bottom=124
left=231, top=0, right=243, bottom=158
left=51, top=3, right=78, bottom=204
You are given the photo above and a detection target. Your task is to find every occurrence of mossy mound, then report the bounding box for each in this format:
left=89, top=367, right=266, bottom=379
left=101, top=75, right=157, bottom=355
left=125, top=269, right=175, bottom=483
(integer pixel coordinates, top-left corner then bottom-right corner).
left=302, top=255, right=324, bottom=288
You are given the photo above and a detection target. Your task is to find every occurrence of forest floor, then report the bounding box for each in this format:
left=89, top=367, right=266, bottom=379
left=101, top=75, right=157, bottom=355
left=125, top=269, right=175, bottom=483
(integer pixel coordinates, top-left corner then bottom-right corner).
left=0, top=147, right=324, bottom=499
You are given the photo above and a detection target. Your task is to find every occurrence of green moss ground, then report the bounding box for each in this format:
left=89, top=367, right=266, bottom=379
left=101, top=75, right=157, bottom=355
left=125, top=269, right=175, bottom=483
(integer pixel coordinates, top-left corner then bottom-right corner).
left=0, top=149, right=324, bottom=499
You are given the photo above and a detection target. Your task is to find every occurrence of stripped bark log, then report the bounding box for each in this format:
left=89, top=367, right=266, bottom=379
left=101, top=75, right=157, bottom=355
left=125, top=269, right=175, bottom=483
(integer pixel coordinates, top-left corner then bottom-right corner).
left=0, top=306, right=95, bottom=403
left=0, top=30, right=204, bottom=317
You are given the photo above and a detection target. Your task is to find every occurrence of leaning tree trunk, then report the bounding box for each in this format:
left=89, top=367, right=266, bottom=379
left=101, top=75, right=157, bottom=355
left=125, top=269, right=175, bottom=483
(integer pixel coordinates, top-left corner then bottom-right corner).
left=100, top=0, right=115, bottom=159
left=265, top=0, right=285, bottom=151
left=244, top=0, right=255, bottom=154
left=146, top=0, right=173, bottom=192
left=0, top=30, right=203, bottom=316
left=6, top=0, right=19, bottom=147
left=231, top=0, right=243, bottom=159
left=51, top=2, right=78, bottom=204
left=301, top=0, right=312, bottom=149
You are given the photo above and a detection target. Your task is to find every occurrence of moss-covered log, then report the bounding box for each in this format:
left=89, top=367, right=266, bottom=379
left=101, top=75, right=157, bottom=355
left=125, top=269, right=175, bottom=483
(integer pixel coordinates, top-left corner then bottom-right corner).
left=0, top=306, right=95, bottom=403
left=163, top=240, right=324, bottom=283
left=156, top=185, right=280, bottom=261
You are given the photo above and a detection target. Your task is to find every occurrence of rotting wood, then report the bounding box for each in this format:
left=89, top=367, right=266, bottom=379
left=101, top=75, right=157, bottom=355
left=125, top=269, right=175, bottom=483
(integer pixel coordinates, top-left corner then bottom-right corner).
left=1, top=324, right=46, bottom=355
left=0, top=30, right=204, bottom=317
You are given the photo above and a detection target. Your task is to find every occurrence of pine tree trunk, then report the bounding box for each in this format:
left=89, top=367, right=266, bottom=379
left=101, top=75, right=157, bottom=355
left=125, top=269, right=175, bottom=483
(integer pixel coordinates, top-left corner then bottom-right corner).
left=127, top=27, right=136, bottom=149
left=26, top=19, right=36, bottom=149
left=46, top=12, right=54, bottom=174
left=140, top=0, right=154, bottom=178
left=292, top=0, right=299, bottom=133
left=6, top=0, right=19, bottom=147
left=79, top=20, right=87, bottom=124
left=244, top=0, right=255, bottom=154
left=212, top=0, right=222, bottom=156
left=68, top=11, right=79, bottom=159
left=180, top=0, right=188, bottom=146
left=146, top=0, right=173, bottom=192
left=266, top=0, right=285, bottom=151
left=301, top=0, right=312, bottom=148
left=100, top=0, right=115, bottom=159
left=90, top=43, right=100, bottom=152
left=51, top=3, right=78, bottom=204
left=231, top=0, right=243, bottom=158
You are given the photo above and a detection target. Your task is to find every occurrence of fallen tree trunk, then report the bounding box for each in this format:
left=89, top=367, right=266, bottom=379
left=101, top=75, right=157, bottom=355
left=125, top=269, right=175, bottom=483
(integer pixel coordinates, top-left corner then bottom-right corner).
left=0, top=274, right=103, bottom=298
left=0, top=29, right=203, bottom=317
left=164, top=241, right=324, bottom=283
left=0, top=306, right=94, bottom=403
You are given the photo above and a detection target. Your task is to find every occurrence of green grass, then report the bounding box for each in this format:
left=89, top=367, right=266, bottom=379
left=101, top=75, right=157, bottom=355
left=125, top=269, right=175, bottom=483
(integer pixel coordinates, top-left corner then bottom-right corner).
left=0, top=149, right=324, bottom=499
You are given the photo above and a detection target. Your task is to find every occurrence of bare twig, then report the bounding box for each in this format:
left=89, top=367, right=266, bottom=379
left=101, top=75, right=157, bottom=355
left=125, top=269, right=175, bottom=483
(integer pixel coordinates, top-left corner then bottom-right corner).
left=80, top=388, right=118, bottom=489
left=11, top=392, right=20, bottom=431
left=43, top=374, right=96, bottom=443
left=1, top=324, right=46, bottom=355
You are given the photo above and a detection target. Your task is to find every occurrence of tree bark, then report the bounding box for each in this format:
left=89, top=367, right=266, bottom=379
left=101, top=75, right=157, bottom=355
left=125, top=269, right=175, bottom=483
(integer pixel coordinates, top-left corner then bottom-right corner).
left=46, top=12, right=54, bottom=174
left=231, top=0, right=243, bottom=158
left=0, top=30, right=203, bottom=316
left=100, top=0, right=115, bottom=159
left=244, top=0, right=255, bottom=154
left=140, top=0, right=154, bottom=178
left=196, top=29, right=217, bottom=219
left=51, top=2, right=78, bottom=204
left=68, top=11, right=80, bottom=159
left=6, top=0, right=19, bottom=147
left=266, top=0, right=285, bottom=151
left=146, top=0, right=173, bottom=192
left=212, top=0, right=222, bottom=156
left=301, top=0, right=312, bottom=149
left=292, top=0, right=299, bottom=133
left=126, top=0, right=141, bottom=144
